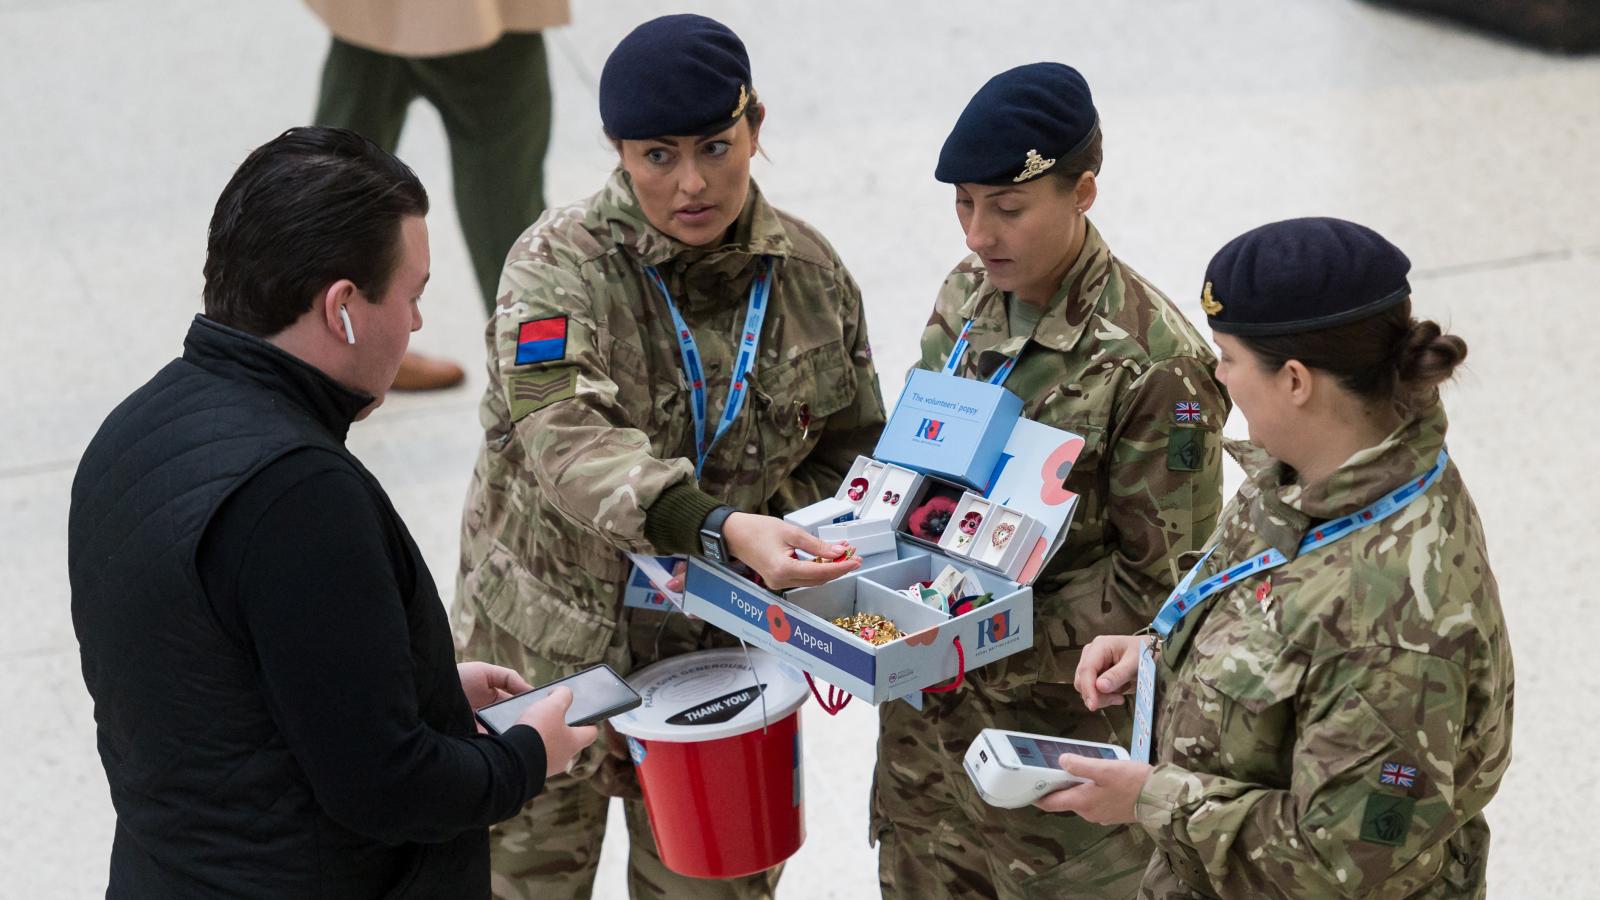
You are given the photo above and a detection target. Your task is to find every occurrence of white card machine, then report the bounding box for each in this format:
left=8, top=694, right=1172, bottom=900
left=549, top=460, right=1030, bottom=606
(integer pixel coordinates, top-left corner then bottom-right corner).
left=962, top=728, right=1129, bottom=809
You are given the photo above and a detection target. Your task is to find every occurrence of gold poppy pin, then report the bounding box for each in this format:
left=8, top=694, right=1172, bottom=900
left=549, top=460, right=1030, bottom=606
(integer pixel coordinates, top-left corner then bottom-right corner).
left=731, top=84, right=749, bottom=119
left=1012, top=149, right=1056, bottom=183
left=1201, top=281, right=1223, bottom=316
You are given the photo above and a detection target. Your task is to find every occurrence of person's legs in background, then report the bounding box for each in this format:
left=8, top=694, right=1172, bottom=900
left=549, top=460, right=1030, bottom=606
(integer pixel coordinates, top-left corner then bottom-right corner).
left=314, top=37, right=411, bottom=153
left=412, top=32, right=552, bottom=317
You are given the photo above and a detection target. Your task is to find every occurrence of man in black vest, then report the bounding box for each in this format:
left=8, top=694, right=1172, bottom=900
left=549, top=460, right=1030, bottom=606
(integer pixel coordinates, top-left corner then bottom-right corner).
left=68, top=126, right=596, bottom=899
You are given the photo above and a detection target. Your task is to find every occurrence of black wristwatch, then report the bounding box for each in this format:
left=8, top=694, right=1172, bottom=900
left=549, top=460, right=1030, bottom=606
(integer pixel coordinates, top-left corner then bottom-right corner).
left=698, top=505, right=738, bottom=564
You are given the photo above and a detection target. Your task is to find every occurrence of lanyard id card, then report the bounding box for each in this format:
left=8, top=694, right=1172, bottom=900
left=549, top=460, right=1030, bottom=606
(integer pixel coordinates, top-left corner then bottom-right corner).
left=1129, top=637, right=1159, bottom=764
left=1126, top=550, right=1212, bottom=763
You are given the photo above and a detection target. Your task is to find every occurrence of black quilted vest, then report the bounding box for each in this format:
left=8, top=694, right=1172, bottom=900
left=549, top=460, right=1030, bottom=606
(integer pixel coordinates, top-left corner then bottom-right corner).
left=69, top=316, right=481, bottom=899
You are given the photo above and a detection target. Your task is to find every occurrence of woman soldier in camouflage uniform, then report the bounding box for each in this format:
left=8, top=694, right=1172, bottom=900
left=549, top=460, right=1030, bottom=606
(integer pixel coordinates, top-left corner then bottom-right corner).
left=1058, top=218, right=1514, bottom=899
left=873, top=63, right=1229, bottom=899
left=451, top=15, right=884, bottom=900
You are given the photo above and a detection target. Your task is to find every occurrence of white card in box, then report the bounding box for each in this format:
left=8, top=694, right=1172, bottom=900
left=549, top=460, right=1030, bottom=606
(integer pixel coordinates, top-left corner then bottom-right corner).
left=783, top=496, right=856, bottom=534
left=816, top=519, right=897, bottom=560
left=683, top=540, right=1033, bottom=704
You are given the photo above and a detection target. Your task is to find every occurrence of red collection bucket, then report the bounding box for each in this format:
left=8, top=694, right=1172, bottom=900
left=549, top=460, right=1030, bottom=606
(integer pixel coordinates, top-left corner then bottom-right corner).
left=612, top=648, right=808, bottom=879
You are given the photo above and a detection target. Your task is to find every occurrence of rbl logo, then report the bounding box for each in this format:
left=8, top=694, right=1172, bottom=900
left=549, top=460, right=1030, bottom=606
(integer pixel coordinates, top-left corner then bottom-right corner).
left=915, top=418, right=946, bottom=442
left=977, top=611, right=1012, bottom=649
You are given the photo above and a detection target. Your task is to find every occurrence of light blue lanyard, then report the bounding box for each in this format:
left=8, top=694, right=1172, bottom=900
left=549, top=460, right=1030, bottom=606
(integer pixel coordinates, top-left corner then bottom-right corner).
left=1129, top=446, right=1449, bottom=763
left=942, top=318, right=1018, bottom=386
left=643, top=257, right=774, bottom=478
left=1150, top=447, right=1449, bottom=639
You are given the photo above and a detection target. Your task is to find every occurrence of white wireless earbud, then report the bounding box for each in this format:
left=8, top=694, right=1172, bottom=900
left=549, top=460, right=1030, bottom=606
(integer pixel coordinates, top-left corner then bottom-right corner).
left=338, top=306, right=356, bottom=345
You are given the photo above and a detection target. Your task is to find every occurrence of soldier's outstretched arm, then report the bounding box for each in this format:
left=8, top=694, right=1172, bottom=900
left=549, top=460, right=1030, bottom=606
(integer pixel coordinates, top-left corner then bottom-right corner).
left=490, top=258, right=696, bottom=555
left=1136, top=645, right=1481, bottom=898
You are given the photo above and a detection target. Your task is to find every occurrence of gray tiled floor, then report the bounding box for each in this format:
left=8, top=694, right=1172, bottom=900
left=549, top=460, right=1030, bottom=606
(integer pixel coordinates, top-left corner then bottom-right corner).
left=3, top=1, right=1597, bottom=896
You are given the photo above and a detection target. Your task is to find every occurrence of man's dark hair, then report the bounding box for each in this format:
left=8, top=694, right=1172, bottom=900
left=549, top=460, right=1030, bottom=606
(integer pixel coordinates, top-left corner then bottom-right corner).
left=203, top=127, right=429, bottom=337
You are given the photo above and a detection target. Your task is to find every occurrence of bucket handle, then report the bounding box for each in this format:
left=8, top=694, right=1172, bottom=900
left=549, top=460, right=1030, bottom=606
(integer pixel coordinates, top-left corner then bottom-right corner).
left=921, top=636, right=966, bottom=694
left=736, top=638, right=772, bottom=734
left=804, top=672, right=853, bottom=715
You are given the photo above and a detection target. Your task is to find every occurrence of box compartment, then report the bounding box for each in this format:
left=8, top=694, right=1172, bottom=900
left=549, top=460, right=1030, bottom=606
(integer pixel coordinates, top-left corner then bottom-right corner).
left=783, top=573, right=949, bottom=643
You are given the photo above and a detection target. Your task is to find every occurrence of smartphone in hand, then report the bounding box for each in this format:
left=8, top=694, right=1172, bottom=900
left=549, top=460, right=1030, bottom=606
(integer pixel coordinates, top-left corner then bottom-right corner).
left=475, top=664, right=642, bottom=734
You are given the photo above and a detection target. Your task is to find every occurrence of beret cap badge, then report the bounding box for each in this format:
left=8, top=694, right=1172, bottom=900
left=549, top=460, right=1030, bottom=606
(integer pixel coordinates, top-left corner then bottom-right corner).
left=730, top=83, right=749, bottom=120
left=1012, top=149, right=1057, bottom=183
left=1200, top=281, right=1223, bottom=316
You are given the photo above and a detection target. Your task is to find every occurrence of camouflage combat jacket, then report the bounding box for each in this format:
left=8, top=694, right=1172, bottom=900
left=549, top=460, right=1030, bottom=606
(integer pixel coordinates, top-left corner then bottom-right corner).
left=1136, top=401, right=1514, bottom=899
left=457, top=170, right=884, bottom=673
left=917, top=223, right=1228, bottom=690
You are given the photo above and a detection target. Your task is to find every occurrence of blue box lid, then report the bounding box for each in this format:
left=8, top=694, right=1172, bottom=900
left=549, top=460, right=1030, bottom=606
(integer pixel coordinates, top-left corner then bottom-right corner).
left=874, top=369, right=1023, bottom=489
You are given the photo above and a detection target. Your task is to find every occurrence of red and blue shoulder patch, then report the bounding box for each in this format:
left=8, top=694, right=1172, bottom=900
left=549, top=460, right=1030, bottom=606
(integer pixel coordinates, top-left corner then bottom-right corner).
left=515, top=316, right=567, bottom=365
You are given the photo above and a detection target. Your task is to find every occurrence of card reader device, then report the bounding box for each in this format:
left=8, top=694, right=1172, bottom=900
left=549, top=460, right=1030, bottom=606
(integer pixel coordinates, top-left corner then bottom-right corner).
left=962, top=727, right=1129, bottom=809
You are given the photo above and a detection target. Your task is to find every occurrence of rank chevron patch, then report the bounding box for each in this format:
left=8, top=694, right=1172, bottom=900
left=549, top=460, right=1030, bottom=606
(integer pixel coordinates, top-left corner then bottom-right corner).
left=508, top=367, right=577, bottom=421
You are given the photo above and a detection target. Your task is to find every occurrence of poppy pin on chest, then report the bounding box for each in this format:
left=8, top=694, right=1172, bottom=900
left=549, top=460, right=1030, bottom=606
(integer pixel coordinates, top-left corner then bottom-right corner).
left=1256, top=578, right=1274, bottom=613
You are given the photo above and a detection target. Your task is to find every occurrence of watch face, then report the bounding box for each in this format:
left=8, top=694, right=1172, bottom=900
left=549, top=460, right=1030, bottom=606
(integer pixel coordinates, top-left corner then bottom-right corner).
left=701, top=534, right=725, bottom=562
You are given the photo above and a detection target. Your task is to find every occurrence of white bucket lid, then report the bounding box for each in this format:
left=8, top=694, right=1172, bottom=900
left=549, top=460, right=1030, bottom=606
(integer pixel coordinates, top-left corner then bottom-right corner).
left=611, top=648, right=809, bottom=743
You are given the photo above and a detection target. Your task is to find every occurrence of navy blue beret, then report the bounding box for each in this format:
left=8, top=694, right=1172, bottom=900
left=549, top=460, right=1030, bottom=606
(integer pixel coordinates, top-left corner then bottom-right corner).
left=1203, top=218, right=1412, bottom=336
left=936, top=63, right=1098, bottom=186
left=600, top=14, right=753, bottom=140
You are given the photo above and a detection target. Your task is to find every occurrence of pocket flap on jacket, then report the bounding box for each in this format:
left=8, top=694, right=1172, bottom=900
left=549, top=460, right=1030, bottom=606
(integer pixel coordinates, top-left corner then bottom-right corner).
left=1193, top=624, right=1309, bottom=713
left=476, top=552, right=618, bottom=668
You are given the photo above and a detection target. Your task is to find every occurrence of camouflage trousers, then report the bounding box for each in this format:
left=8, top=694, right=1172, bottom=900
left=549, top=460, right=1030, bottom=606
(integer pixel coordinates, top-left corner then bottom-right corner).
left=455, top=590, right=782, bottom=900
left=872, top=676, right=1152, bottom=899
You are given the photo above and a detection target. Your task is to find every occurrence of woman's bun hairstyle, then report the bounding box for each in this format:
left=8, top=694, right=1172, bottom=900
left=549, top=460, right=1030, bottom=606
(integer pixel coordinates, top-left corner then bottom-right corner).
left=1237, top=300, right=1467, bottom=412
left=1396, top=318, right=1468, bottom=393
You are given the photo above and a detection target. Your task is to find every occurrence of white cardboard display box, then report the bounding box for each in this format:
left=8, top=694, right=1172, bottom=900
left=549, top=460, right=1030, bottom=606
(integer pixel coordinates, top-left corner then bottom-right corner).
left=683, top=540, right=1032, bottom=704
left=682, top=417, right=1087, bottom=704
